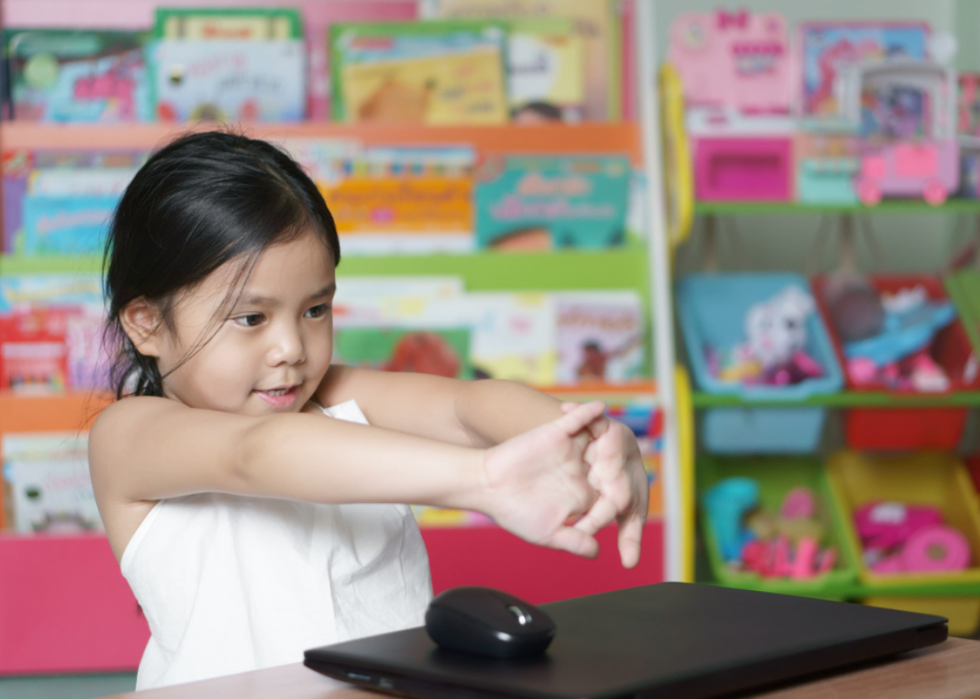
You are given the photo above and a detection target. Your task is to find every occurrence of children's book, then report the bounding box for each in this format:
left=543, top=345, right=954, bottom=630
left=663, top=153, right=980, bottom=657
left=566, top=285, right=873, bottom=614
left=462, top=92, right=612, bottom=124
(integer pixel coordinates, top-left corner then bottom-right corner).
left=333, top=276, right=464, bottom=327
left=0, top=273, right=104, bottom=313
left=318, top=144, right=476, bottom=254
left=333, top=327, right=474, bottom=380
left=798, top=22, right=930, bottom=118
left=3, top=29, right=152, bottom=122
left=151, top=39, right=306, bottom=122
left=19, top=194, right=118, bottom=255
left=506, top=19, right=585, bottom=123
left=426, top=0, right=619, bottom=120
left=474, top=155, right=631, bottom=250
left=2, top=431, right=100, bottom=534
left=154, top=7, right=303, bottom=41
left=0, top=308, right=71, bottom=394
left=330, top=21, right=509, bottom=124
left=554, top=291, right=645, bottom=385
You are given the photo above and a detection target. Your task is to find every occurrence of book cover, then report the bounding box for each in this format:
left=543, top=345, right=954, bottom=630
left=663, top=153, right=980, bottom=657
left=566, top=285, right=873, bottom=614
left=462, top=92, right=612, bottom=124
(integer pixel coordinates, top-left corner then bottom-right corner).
left=19, top=194, right=118, bottom=255
left=0, top=308, right=72, bottom=394
left=474, top=155, right=631, bottom=250
left=506, top=19, right=585, bottom=123
left=151, top=39, right=306, bottom=122
left=799, top=22, right=930, bottom=118
left=0, top=273, right=104, bottom=312
left=333, top=327, right=474, bottom=380
left=333, top=276, right=465, bottom=327
left=330, top=20, right=509, bottom=124
left=427, top=0, right=618, bottom=120
left=4, top=29, right=152, bottom=122
left=154, top=7, right=303, bottom=40
left=554, top=291, right=645, bottom=385
left=2, top=431, right=100, bottom=534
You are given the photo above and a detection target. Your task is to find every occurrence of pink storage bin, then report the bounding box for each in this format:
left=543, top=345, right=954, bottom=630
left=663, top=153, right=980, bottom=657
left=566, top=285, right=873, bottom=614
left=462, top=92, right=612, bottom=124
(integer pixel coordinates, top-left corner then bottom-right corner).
left=694, top=137, right=794, bottom=201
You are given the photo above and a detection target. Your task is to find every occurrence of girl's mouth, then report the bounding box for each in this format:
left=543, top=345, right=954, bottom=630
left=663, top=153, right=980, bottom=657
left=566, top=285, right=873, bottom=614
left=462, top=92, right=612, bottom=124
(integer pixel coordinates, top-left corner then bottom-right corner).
left=254, top=385, right=300, bottom=409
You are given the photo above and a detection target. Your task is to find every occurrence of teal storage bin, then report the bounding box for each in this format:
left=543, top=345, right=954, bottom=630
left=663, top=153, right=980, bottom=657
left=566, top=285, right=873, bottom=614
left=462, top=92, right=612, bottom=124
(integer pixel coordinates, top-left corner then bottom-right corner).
left=698, top=456, right=858, bottom=598
left=676, top=273, right=843, bottom=453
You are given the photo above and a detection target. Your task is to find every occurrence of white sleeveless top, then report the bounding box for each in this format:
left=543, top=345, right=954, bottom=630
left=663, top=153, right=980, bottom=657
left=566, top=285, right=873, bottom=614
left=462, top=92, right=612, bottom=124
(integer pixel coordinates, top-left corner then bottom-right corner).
left=120, top=400, right=433, bottom=690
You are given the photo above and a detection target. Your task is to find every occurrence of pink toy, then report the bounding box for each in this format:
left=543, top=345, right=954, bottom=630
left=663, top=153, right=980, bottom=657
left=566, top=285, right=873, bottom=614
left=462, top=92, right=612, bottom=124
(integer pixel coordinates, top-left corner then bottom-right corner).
left=854, top=501, right=943, bottom=552
left=781, top=487, right=816, bottom=519
left=840, top=60, right=960, bottom=206
left=901, top=525, right=971, bottom=572
left=668, top=9, right=792, bottom=113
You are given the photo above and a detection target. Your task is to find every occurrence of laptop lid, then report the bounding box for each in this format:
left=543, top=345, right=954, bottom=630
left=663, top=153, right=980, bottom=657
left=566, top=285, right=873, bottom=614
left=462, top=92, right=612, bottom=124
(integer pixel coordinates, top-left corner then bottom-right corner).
left=304, top=582, right=947, bottom=699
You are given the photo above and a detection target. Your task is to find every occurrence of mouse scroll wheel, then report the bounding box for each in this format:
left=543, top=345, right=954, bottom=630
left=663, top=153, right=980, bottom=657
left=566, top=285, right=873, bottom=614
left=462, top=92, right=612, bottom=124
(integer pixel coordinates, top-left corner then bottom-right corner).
left=507, top=605, right=532, bottom=626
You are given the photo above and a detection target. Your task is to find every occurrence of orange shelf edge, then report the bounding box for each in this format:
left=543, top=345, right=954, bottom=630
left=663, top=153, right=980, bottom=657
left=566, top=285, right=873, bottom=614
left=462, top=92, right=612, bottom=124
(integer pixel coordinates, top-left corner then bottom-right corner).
left=0, top=391, right=112, bottom=433
left=0, top=121, right=642, bottom=163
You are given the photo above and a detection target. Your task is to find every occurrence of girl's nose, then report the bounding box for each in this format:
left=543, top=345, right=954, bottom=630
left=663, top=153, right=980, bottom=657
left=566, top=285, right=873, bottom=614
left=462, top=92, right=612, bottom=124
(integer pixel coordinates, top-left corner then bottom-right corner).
left=268, top=324, right=305, bottom=366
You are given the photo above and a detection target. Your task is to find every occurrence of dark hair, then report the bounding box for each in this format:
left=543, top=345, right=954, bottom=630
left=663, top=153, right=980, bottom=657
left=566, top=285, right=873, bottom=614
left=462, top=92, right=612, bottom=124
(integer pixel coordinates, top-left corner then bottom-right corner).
left=103, top=130, right=341, bottom=399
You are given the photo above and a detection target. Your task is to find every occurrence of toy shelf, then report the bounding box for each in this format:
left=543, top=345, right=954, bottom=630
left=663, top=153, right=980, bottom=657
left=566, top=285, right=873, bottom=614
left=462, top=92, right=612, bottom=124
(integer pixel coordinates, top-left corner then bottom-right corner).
left=0, top=121, right=644, bottom=164
left=692, top=391, right=980, bottom=408
left=695, top=200, right=980, bottom=215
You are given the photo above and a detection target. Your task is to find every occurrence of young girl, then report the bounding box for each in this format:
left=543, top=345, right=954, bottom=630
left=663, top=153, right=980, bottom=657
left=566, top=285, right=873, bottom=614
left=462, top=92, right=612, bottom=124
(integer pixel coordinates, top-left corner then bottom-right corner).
left=89, top=131, right=648, bottom=690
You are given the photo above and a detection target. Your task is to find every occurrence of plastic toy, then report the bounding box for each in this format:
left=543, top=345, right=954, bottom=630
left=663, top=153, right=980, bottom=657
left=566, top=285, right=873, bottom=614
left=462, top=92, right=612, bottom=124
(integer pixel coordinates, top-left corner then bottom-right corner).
left=714, top=286, right=825, bottom=387
left=856, top=500, right=972, bottom=574
left=702, top=477, right=759, bottom=563
left=667, top=9, right=792, bottom=113
left=855, top=501, right=944, bottom=551
left=838, top=59, right=960, bottom=205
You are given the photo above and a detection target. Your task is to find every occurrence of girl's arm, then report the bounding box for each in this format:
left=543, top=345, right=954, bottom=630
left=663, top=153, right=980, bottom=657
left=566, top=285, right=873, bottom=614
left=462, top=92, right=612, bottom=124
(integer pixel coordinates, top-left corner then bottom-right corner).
left=89, top=396, right=612, bottom=560
left=316, top=365, right=649, bottom=567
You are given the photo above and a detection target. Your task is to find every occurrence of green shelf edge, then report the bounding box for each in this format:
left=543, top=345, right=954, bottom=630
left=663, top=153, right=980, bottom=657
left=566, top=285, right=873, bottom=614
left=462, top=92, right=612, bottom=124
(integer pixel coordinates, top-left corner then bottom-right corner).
left=691, top=391, right=980, bottom=408
left=0, top=244, right=652, bottom=293
left=704, top=578, right=980, bottom=599
left=695, top=200, right=980, bottom=215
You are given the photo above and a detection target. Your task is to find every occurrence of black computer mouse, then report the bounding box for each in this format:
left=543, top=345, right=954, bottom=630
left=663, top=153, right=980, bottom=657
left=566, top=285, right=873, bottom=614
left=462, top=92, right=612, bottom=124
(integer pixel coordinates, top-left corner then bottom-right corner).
left=424, top=586, right=556, bottom=659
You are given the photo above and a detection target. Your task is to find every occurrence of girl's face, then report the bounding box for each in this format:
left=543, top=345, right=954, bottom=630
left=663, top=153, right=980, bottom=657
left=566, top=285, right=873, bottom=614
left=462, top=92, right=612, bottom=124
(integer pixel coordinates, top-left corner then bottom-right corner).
left=146, top=231, right=336, bottom=415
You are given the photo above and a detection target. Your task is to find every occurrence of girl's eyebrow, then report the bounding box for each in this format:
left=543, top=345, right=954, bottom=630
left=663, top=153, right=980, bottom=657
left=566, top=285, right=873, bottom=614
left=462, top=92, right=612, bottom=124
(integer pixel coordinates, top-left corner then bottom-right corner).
left=237, top=283, right=336, bottom=307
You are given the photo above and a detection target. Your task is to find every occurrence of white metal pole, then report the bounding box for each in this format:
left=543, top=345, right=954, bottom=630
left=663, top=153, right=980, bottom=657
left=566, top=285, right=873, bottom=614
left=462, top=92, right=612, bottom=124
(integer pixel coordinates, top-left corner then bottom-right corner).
left=635, top=0, right=685, bottom=582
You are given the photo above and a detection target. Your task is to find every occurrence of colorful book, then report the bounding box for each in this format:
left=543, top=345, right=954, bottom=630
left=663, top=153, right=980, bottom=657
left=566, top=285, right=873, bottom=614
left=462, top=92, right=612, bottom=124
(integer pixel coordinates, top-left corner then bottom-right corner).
left=798, top=22, right=930, bottom=118
left=154, top=7, right=303, bottom=41
left=2, top=432, right=100, bottom=534
left=330, top=21, right=509, bottom=124
left=426, top=0, right=620, bottom=120
left=554, top=291, right=645, bottom=385
left=19, top=194, right=118, bottom=255
left=151, top=39, right=306, bottom=122
left=3, top=29, right=152, bottom=122
left=474, top=155, right=631, bottom=250
left=506, top=19, right=585, bottom=123
left=333, top=327, right=474, bottom=380
left=333, top=276, right=465, bottom=327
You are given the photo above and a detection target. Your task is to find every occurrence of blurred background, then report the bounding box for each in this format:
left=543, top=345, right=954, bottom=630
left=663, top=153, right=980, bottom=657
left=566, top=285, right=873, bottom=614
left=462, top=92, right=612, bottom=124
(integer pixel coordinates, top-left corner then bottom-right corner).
left=3, top=1, right=980, bottom=697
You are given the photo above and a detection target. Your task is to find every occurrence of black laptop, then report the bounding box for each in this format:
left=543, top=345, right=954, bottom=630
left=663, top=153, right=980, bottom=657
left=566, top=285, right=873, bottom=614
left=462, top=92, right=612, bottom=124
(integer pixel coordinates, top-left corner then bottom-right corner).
left=304, top=582, right=947, bottom=699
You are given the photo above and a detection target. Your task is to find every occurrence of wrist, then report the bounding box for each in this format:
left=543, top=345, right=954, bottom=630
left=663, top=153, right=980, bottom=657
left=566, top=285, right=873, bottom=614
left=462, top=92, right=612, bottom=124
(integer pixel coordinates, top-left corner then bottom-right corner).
left=444, top=447, right=492, bottom=516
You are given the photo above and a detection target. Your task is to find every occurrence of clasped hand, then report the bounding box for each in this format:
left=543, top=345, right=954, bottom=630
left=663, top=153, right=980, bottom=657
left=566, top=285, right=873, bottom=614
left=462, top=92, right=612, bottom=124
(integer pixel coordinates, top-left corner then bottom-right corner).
left=481, top=401, right=648, bottom=568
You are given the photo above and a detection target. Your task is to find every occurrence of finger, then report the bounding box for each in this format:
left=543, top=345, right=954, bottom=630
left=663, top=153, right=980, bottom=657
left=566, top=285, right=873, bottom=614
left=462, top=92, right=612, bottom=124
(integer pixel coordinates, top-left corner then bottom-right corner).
left=573, top=496, right=618, bottom=536
left=553, top=400, right=606, bottom=437
left=559, top=401, right=579, bottom=414
left=560, top=401, right=606, bottom=441
left=617, top=513, right=646, bottom=569
left=546, top=526, right=599, bottom=559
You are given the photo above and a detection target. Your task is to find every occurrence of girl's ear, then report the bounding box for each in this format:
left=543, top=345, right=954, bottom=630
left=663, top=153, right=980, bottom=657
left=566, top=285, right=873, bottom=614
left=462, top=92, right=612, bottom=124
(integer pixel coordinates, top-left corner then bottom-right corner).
left=120, top=299, right=164, bottom=358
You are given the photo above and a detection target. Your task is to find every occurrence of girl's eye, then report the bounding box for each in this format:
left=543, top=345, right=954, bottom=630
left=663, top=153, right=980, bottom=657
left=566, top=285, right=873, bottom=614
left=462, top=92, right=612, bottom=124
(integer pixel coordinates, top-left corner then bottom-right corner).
left=233, top=314, right=264, bottom=327
left=305, top=304, right=330, bottom=319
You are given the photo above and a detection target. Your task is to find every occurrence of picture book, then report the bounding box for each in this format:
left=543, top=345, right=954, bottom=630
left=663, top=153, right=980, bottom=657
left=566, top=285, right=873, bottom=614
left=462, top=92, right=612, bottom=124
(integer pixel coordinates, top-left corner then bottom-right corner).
left=330, top=21, right=509, bottom=124
left=959, top=73, right=980, bottom=140
left=151, top=39, right=306, bottom=122
left=426, top=0, right=620, bottom=120
left=19, top=194, right=118, bottom=255
left=333, top=276, right=464, bottom=327
left=506, top=19, right=585, bottom=123
left=555, top=291, right=645, bottom=385
left=798, top=22, right=930, bottom=118
left=3, top=149, right=147, bottom=252
left=4, top=29, right=152, bottom=122
left=474, top=155, right=631, bottom=250
left=2, top=431, right=101, bottom=534
left=0, top=273, right=104, bottom=313
left=154, top=7, right=303, bottom=40
left=0, top=308, right=71, bottom=394
left=333, top=327, right=474, bottom=380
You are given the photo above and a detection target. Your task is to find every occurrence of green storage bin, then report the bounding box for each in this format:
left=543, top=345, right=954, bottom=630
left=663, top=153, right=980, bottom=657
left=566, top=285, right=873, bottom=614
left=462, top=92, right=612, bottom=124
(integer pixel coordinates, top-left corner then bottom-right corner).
left=698, top=456, right=858, bottom=598
left=945, top=269, right=980, bottom=360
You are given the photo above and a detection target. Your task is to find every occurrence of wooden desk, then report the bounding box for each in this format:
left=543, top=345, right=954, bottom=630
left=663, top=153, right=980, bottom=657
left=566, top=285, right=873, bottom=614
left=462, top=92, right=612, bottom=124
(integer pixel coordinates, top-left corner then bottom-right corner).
left=104, top=638, right=980, bottom=699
